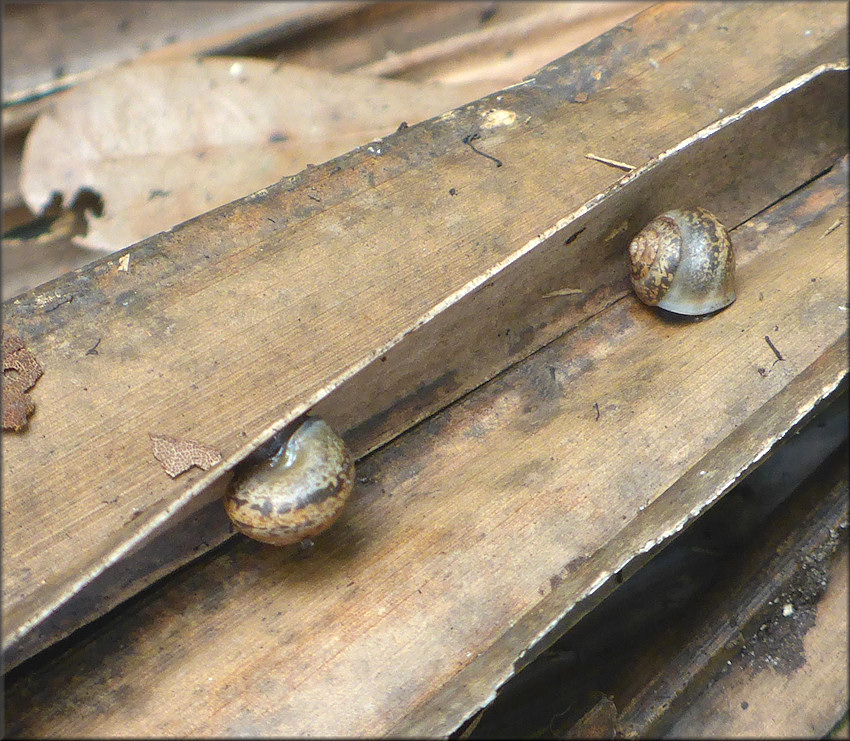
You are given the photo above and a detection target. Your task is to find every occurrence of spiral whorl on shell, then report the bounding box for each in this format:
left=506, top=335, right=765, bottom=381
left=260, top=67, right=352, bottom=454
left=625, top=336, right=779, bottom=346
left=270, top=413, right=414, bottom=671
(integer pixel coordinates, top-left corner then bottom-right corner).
left=629, top=207, right=736, bottom=316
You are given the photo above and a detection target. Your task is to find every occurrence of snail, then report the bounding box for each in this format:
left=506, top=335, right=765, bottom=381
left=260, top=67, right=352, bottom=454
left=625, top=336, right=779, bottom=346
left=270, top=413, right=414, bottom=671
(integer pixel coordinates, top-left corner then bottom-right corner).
left=224, top=416, right=355, bottom=546
left=628, top=207, right=736, bottom=316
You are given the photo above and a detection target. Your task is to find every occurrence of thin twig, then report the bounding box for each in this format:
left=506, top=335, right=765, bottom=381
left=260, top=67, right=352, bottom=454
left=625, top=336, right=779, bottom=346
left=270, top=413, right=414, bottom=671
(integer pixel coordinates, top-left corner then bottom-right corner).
left=463, top=133, right=503, bottom=168
left=764, top=335, right=784, bottom=362
left=542, top=288, right=584, bottom=298
left=44, top=295, right=73, bottom=312
left=821, top=218, right=842, bottom=238
left=585, top=152, right=635, bottom=171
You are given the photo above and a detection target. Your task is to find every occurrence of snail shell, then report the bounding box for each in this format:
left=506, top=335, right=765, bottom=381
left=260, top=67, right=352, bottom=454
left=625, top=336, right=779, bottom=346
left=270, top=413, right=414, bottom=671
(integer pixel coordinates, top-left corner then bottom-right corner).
left=628, top=207, right=736, bottom=316
left=224, top=417, right=355, bottom=546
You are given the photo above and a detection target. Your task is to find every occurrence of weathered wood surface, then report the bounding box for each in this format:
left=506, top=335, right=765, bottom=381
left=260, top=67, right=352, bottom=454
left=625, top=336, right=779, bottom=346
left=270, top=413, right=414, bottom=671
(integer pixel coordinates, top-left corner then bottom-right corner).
left=4, top=145, right=848, bottom=736
left=389, top=165, right=849, bottom=737
left=2, top=3, right=847, bottom=667
left=461, top=397, right=848, bottom=738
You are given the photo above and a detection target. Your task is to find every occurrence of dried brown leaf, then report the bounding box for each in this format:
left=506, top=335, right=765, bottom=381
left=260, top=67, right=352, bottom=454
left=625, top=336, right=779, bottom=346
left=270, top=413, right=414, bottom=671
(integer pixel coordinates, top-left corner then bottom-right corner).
left=3, top=380, right=36, bottom=431
left=149, top=433, right=222, bottom=478
left=3, top=332, right=44, bottom=390
left=21, top=58, right=485, bottom=252
left=3, top=331, right=43, bottom=431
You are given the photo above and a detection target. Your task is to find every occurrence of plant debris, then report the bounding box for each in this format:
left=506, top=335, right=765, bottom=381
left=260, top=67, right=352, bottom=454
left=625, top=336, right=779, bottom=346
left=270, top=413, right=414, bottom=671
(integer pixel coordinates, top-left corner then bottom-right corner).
left=3, top=332, right=44, bottom=431
left=149, top=433, right=222, bottom=478
left=462, top=132, right=503, bottom=167
left=584, top=152, right=635, bottom=171
left=44, top=295, right=74, bottom=313
left=821, top=218, right=842, bottom=238
left=542, top=287, right=584, bottom=298
left=765, top=335, right=785, bottom=362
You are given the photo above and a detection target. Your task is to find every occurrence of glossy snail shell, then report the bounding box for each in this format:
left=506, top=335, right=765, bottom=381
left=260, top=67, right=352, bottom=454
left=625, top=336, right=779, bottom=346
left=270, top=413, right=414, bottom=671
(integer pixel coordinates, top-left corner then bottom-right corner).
left=628, top=207, right=736, bottom=316
left=224, top=417, right=355, bottom=546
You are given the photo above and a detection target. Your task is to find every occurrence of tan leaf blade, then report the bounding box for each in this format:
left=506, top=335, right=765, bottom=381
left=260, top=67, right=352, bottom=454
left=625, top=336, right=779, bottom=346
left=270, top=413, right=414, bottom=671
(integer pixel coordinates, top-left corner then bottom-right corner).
left=149, top=433, right=222, bottom=478
left=20, top=58, right=485, bottom=252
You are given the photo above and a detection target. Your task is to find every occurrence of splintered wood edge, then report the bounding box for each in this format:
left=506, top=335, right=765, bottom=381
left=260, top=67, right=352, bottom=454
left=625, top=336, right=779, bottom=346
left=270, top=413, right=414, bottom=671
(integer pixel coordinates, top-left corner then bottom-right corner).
left=391, top=336, right=848, bottom=736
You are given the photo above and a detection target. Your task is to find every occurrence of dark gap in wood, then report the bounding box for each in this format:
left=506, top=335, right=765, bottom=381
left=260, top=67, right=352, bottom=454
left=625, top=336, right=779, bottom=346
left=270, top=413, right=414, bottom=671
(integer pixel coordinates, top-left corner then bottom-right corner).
left=734, top=161, right=837, bottom=230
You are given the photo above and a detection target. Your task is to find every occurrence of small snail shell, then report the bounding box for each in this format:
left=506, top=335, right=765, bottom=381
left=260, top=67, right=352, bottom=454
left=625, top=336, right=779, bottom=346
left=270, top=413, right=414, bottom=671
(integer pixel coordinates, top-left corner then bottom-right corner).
left=224, top=417, right=355, bottom=546
left=628, top=207, right=736, bottom=316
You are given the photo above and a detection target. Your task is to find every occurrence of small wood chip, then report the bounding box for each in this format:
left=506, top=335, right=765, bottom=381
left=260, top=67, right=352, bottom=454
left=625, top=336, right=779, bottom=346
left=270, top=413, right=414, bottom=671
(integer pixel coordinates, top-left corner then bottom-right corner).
left=821, top=218, right=842, bottom=238
left=542, top=288, right=584, bottom=298
left=3, top=332, right=44, bottom=431
left=584, top=152, right=636, bottom=171
left=149, top=433, right=222, bottom=478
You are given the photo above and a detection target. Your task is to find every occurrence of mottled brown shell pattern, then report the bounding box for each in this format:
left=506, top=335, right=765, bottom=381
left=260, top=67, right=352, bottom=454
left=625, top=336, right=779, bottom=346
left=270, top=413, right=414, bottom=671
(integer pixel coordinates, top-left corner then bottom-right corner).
left=628, top=215, right=682, bottom=305
left=628, top=207, right=736, bottom=316
left=224, top=417, right=355, bottom=546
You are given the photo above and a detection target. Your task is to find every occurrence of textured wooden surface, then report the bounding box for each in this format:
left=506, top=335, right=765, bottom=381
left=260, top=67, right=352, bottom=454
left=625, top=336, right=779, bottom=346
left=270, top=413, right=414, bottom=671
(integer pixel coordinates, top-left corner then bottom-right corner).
left=4, top=145, right=847, bottom=736
left=3, top=3, right=847, bottom=668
